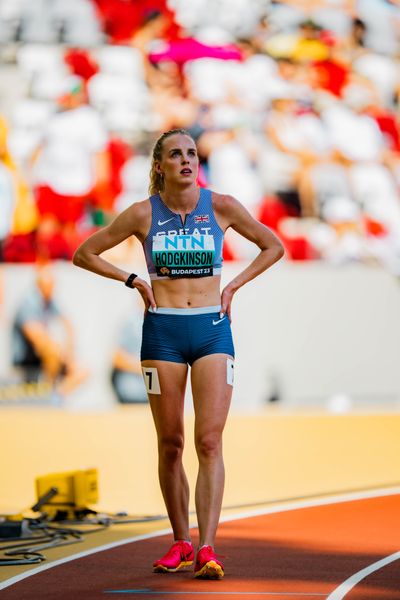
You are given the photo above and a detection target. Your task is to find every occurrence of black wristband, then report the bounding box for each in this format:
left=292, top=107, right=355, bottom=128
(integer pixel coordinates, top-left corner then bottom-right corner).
left=125, top=273, right=138, bottom=288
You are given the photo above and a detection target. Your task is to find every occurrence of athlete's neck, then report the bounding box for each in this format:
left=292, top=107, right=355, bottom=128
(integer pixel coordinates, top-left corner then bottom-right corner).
left=160, top=184, right=200, bottom=214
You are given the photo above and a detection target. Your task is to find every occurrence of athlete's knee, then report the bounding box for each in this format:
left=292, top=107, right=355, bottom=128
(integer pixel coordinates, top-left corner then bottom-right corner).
left=158, top=433, right=185, bottom=463
left=195, top=431, right=222, bottom=461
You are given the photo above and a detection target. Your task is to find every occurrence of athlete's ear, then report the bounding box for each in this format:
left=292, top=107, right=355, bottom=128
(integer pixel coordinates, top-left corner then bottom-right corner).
left=154, top=162, right=163, bottom=175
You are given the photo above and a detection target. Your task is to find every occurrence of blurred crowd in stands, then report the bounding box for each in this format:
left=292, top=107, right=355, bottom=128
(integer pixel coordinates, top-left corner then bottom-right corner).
left=1, top=0, right=400, bottom=273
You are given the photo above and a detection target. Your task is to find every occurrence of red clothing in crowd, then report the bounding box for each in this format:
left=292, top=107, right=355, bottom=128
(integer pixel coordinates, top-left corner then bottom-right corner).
left=64, top=48, right=99, bottom=81
left=35, top=186, right=89, bottom=224
left=311, top=58, right=349, bottom=97
left=366, top=108, right=400, bottom=152
left=91, top=0, right=180, bottom=43
left=257, top=196, right=318, bottom=260
left=107, top=137, right=133, bottom=199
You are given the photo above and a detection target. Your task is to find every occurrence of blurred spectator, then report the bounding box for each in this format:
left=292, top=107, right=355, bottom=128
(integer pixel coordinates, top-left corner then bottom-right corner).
left=356, top=0, right=400, bottom=56
left=265, top=17, right=330, bottom=62
left=260, top=91, right=350, bottom=218
left=320, top=93, right=400, bottom=236
left=352, top=51, right=399, bottom=109
left=0, top=115, right=38, bottom=262
left=111, top=310, right=147, bottom=404
left=28, top=76, right=111, bottom=261
left=291, top=19, right=330, bottom=63
left=336, top=17, right=368, bottom=64
left=92, top=0, right=179, bottom=44
left=307, top=39, right=350, bottom=99
left=11, top=265, right=88, bottom=395
left=32, top=77, right=109, bottom=223
left=148, top=60, right=200, bottom=132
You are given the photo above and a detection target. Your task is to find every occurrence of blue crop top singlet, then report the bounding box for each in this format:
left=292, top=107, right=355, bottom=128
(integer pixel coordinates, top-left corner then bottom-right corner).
left=143, top=187, right=224, bottom=280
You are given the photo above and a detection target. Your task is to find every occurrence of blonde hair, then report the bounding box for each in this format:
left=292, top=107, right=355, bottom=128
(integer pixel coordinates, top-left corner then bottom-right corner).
left=148, top=129, right=195, bottom=196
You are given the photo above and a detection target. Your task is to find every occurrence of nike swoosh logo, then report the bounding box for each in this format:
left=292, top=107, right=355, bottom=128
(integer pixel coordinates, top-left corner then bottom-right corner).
left=158, top=218, right=175, bottom=226
left=212, top=317, right=225, bottom=325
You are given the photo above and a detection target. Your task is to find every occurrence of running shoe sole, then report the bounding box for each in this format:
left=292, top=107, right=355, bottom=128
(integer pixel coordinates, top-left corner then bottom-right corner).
left=153, top=560, right=193, bottom=573
left=194, top=560, right=224, bottom=579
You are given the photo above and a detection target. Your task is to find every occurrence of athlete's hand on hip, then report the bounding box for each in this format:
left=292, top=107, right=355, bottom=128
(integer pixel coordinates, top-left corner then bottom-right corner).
left=133, top=278, right=157, bottom=313
left=220, top=284, right=236, bottom=322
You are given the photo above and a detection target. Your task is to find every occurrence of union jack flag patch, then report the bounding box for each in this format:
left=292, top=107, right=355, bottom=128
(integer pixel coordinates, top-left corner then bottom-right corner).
left=194, top=214, right=210, bottom=223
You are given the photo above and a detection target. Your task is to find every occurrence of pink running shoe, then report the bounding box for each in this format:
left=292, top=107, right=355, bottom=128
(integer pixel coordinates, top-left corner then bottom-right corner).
left=194, top=545, right=224, bottom=579
left=153, top=540, right=194, bottom=573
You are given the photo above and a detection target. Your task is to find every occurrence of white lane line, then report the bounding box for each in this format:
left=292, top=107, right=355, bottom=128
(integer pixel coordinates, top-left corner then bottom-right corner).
left=0, top=528, right=172, bottom=590
left=326, top=550, right=400, bottom=600
left=0, top=486, right=399, bottom=591
left=218, top=486, right=400, bottom=526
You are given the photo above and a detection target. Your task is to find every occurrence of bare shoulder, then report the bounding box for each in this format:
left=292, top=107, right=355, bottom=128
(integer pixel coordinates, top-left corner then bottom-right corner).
left=212, top=192, right=244, bottom=229
left=112, top=198, right=151, bottom=240
left=124, top=198, right=151, bottom=221
left=212, top=192, right=239, bottom=213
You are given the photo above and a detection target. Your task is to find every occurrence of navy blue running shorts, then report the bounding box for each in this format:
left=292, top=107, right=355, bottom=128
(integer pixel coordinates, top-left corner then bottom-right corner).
left=141, top=305, right=235, bottom=365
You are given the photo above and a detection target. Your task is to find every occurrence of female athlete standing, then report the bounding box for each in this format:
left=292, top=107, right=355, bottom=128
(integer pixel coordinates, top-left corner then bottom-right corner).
left=73, top=129, right=284, bottom=579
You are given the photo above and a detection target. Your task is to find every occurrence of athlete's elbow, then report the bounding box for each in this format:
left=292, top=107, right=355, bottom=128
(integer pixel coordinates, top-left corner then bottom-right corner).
left=265, top=240, right=285, bottom=262
left=72, top=246, right=86, bottom=269
left=275, top=241, right=285, bottom=261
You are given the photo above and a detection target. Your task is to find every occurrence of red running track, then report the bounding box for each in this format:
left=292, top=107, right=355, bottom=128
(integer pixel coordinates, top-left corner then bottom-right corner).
left=1, top=492, right=400, bottom=600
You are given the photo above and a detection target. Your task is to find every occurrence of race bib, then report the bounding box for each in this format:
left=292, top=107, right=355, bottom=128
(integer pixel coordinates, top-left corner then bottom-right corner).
left=152, top=234, right=215, bottom=278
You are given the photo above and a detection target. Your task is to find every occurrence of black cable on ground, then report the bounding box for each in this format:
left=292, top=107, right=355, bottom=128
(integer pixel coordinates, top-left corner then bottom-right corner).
left=0, top=511, right=168, bottom=566
left=0, top=522, right=84, bottom=566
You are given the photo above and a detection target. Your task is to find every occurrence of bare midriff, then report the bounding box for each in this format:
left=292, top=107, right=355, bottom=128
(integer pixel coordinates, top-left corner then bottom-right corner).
left=152, top=275, right=221, bottom=308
